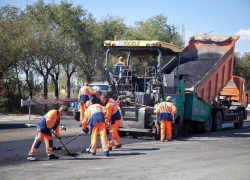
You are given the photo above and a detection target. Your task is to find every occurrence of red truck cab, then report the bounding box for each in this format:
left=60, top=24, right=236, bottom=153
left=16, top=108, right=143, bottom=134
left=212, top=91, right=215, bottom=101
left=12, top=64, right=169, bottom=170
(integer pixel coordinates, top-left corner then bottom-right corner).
left=219, top=76, right=248, bottom=118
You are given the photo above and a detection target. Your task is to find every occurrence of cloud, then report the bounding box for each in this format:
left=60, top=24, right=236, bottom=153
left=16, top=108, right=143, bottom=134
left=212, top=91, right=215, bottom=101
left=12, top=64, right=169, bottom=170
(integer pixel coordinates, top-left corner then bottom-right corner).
left=187, top=30, right=194, bottom=37
left=234, top=29, right=250, bottom=40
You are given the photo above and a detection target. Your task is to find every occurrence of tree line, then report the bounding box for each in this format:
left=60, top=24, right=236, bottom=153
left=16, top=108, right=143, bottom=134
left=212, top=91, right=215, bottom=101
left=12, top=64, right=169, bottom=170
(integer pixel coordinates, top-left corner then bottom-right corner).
left=0, top=0, right=183, bottom=113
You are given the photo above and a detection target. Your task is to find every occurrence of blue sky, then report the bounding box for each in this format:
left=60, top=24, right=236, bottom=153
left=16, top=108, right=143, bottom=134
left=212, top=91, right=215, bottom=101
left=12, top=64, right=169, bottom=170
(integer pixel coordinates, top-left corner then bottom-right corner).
left=2, top=0, right=250, bottom=55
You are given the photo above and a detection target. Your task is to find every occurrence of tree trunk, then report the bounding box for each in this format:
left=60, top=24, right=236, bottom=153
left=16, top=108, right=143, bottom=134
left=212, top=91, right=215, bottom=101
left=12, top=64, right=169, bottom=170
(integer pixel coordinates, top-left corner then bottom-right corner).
left=15, top=66, right=22, bottom=100
left=50, top=71, right=59, bottom=98
left=55, top=81, right=59, bottom=98
left=25, top=70, right=33, bottom=99
left=67, top=73, right=71, bottom=98
left=0, top=71, right=3, bottom=108
left=43, top=76, right=48, bottom=112
left=43, top=76, right=48, bottom=99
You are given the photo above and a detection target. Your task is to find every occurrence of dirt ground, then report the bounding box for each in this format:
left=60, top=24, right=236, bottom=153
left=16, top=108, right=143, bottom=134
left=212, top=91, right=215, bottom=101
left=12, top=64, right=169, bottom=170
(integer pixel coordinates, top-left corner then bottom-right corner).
left=0, top=114, right=250, bottom=180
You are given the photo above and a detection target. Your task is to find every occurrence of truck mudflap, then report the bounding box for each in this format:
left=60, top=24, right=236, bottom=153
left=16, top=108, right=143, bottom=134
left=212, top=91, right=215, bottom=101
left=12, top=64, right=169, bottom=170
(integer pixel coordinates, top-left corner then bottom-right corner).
left=118, top=128, right=153, bottom=133
left=118, top=128, right=154, bottom=138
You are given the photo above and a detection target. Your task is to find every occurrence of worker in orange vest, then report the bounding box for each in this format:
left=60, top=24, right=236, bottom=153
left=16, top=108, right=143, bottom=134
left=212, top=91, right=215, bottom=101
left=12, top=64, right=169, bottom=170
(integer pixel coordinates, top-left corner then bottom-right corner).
left=81, top=101, right=109, bottom=156
left=78, top=82, right=99, bottom=122
left=27, top=105, right=68, bottom=161
left=155, top=96, right=177, bottom=141
left=116, top=56, right=126, bottom=66
left=100, top=93, right=122, bottom=151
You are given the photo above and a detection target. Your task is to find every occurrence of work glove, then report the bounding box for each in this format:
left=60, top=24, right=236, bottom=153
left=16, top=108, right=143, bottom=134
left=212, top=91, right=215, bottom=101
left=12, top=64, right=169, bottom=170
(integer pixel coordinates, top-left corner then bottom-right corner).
left=82, top=127, right=89, bottom=133
left=56, top=137, right=61, bottom=141
left=49, top=128, right=54, bottom=133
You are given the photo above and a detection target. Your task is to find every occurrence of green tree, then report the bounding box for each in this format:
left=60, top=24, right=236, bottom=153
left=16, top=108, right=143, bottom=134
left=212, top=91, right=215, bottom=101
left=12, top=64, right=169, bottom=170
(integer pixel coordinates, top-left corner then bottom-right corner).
left=234, top=52, right=250, bottom=90
left=127, top=14, right=183, bottom=46
left=0, top=5, right=24, bottom=110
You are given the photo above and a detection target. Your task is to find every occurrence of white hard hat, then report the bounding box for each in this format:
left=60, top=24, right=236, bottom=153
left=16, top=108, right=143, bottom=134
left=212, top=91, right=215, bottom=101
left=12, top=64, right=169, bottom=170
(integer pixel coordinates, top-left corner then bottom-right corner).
left=166, top=96, right=171, bottom=101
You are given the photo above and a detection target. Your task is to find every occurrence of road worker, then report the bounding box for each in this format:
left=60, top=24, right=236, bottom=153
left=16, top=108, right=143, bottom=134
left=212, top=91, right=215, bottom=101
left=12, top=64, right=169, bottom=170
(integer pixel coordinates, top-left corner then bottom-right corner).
left=78, top=82, right=99, bottom=122
left=100, top=93, right=122, bottom=151
left=155, top=96, right=177, bottom=141
left=116, top=56, right=126, bottom=66
left=27, top=105, right=68, bottom=161
left=81, top=100, right=109, bottom=156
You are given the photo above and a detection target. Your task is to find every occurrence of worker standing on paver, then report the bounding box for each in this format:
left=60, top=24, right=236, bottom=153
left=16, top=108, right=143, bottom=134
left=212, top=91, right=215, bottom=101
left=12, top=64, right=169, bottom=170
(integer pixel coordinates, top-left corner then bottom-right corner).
left=27, top=105, right=68, bottom=161
left=81, top=101, right=109, bottom=156
left=78, top=82, right=99, bottom=122
left=155, top=96, right=177, bottom=142
left=100, top=93, right=122, bottom=151
left=116, top=56, right=126, bottom=66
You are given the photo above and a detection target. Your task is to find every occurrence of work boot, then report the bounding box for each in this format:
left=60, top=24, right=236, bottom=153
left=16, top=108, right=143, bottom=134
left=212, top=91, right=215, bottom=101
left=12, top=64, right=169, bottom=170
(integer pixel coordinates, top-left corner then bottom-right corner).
left=108, top=147, right=113, bottom=151
left=27, top=154, right=37, bottom=161
left=85, top=148, right=91, bottom=154
left=104, top=151, right=109, bottom=157
left=91, top=152, right=96, bottom=156
left=114, top=144, right=122, bottom=149
left=48, top=154, right=59, bottom=160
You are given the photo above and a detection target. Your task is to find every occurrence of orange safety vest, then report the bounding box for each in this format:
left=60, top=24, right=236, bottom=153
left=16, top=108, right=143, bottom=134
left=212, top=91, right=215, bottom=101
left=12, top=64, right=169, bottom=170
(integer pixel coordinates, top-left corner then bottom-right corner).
left=105, top=98, right=121, bottom=124
left=78, top=86, right=97, bottom=103
left=156, top=102, right=177, bottom=121
left=82, top=104, right=107, bottom=128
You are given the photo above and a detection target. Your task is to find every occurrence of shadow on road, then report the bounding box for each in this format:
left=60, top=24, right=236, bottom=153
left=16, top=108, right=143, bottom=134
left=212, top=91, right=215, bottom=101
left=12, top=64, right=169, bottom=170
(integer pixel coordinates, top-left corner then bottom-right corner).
left=110, top=152, right=146, bottom=157
left=115, top=147, right=160, bottom=151
left=175, top=126, right=250, bottom=142
left=0, top=123, right=35, bottom=129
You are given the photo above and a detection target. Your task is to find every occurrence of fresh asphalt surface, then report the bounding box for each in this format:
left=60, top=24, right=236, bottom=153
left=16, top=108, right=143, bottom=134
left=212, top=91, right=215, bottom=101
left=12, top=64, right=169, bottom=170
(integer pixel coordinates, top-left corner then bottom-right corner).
left=0, top=113, right=250, bottom=179
left=0, top=114, right=151, bottom=166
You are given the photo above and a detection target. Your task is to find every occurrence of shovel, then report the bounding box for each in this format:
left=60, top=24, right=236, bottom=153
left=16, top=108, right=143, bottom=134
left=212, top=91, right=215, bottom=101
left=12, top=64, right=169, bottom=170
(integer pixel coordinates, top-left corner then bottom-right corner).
left=53, top=132, right=84, bottom=151
left=52, top=131, right=76, bottom=157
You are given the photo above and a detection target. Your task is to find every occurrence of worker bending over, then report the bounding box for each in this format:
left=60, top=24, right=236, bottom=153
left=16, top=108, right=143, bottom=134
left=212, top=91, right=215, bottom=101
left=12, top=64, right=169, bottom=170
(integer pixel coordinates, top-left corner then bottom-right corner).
left=100, top=93, right=122, bottom=150
left=155, top=96, right=177, bottom=141
left=27, top=105, right=68, bottom=161
left=81, top=101, right=109, bottom=156
left=78, top=82, right=99, bottom=122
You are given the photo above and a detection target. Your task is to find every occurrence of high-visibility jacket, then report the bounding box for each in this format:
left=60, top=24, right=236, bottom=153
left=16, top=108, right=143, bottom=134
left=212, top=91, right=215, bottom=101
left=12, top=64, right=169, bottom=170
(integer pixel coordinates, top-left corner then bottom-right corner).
left=156, top=102, right=177, bottom=122
left=78, top=86, right=98, bottom=103
left=82, top=104, right=107, bottom=128
left=105, top=98, right=121, bottom=124
left=37, top=110, right=60, bottom=137
left=116, top=61, right=126, bottom=66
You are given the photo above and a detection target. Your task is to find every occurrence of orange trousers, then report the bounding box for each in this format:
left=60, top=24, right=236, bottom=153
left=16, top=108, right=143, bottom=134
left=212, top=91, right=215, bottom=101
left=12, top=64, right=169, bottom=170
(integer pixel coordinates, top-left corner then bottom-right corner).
left=29, top=129, right=53, bottom=155
left=90, top=122, right=109, bottom=153
left=108, top=120, right=121, bottom=147
left=160, top=121, right=172, bottom=141
left=79, top=103, right=86, bottom=122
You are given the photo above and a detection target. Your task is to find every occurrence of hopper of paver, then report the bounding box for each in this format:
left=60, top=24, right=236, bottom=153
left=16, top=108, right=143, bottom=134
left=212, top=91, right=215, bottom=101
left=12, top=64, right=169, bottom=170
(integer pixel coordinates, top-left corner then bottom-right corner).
left=162, top=35, right=239, bottom=104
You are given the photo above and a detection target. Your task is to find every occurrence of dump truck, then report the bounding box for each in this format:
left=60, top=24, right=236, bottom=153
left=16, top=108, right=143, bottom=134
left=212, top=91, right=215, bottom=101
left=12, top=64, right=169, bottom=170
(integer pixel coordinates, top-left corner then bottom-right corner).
left=103, top=35, right=248, bottom=139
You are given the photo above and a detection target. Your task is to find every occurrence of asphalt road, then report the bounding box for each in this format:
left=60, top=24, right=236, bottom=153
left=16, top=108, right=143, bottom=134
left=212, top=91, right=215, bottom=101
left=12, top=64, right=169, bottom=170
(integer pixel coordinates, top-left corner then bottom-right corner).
left=0, top=114, right=250, bottom=180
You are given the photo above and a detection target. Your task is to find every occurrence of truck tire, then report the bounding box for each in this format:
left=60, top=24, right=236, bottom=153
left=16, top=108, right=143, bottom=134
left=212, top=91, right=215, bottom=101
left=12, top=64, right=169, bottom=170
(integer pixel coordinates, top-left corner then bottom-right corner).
left=212, top=111, right=222, bottom=131
left=172, top=120, right=179, bottom=138
left=73, top=111, right=80, bottom=121
left=201, top=115, right=212, bottom=133
left=153, top=123, right=161, bottom=140
left=234, top=110, right=244, bottom=129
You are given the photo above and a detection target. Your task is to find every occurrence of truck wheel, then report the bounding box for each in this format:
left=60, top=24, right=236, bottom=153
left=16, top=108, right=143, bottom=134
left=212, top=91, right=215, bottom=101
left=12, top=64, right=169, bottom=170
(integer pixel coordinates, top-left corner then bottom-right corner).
left=212, top=111, right=222, bottom=131
left=73, top=111, right=80, bottom=121
left=201, top=115, right=212, bottom=133
left=234, top=110, right=244, bottom=129
left=153, top=123, right=160, bottom=140
left=172, top=122, right=179, bottom=138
